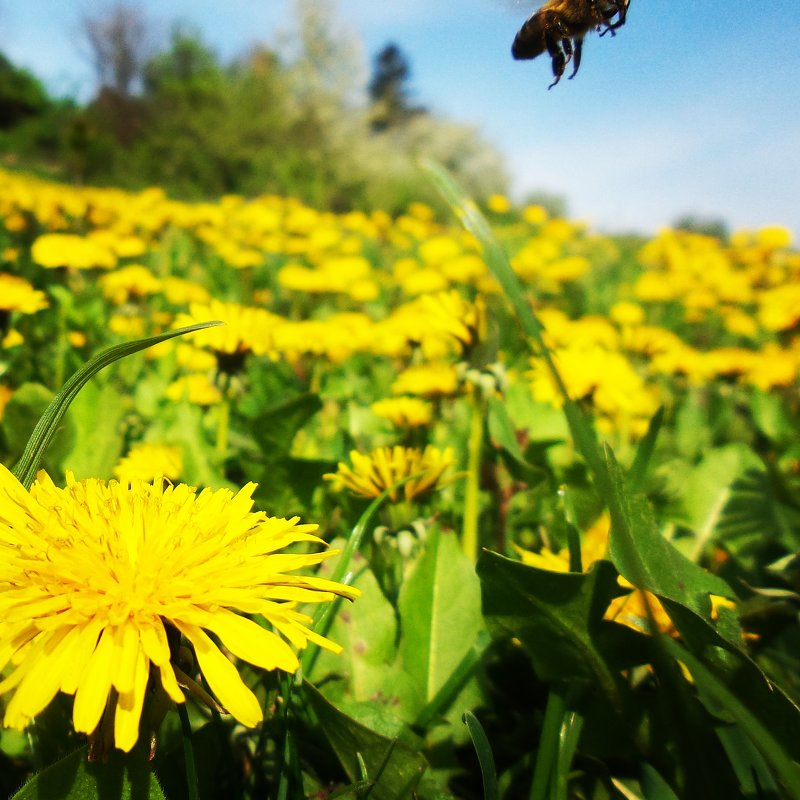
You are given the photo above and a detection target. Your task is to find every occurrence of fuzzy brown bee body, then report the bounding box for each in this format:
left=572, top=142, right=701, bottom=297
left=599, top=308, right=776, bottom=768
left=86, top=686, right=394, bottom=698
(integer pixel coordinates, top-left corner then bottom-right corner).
left=512, top=0, right=630, bottom=88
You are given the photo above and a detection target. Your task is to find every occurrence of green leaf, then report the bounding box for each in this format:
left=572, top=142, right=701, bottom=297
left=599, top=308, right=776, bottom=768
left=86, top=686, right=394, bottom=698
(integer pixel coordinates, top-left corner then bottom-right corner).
left=478, top=552, right=628, bottom=701
left=678, top=444, right=761, bottom=560
left=659, top=626, right=800, bottom=796
left=627, top=406, right=664, bottom=493
left=62, top=380, right=127, bottom=480
left=487, top=394, right=547, bottom=484
left=311, top=563, right=421, bottom=721
left=715, top=466, right=800, bottom=555
left=397, top=527, right=485, bottom=705
left=12, top=321, right=221, bottom=489
left=11, top=746, right=166, bottom=800
left=303, top=681, right=427, bottom=800
left=604, top=450, right=738, bottom=639
left=251, top=392, right=322, bottom=453
left=639, top=763, right=680, bottom=800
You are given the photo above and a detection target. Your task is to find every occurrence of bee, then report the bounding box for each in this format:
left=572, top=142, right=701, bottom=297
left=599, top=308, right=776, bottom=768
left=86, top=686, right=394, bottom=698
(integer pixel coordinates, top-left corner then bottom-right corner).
left=512, top=0, right=630, bottom=88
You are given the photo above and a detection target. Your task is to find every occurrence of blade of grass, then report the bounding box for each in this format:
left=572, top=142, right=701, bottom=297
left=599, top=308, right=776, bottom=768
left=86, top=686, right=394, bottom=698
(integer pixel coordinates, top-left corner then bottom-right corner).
left=12, top=321, right=222, bottom=489
left=530, top=691, right=566, bottom=800
left=421, top=158, right=608, bottom=489
left=463, top=711, right=499, bottom=800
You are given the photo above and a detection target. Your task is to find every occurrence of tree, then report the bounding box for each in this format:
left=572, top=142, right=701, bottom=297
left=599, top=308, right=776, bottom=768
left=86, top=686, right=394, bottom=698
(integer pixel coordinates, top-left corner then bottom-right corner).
left=0, top=53, right=49, bottom=129
left=367, top=43, right=424, bottom=132
left=81, top=3, right=153, bottom=96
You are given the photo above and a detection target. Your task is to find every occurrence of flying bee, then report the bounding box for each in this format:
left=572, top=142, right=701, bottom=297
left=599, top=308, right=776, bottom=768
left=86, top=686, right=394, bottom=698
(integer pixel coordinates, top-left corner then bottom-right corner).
left=512, top=0, right=630, bottom=88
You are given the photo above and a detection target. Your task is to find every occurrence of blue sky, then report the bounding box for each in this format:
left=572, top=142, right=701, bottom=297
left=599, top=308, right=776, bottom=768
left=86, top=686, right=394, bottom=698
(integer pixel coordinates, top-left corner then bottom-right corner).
left=3, top=0, right=799, bottom=236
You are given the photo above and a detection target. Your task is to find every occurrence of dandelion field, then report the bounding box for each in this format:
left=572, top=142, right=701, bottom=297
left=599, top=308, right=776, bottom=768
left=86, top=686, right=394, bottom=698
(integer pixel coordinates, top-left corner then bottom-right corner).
left=1, top=162, right=800, bottom=800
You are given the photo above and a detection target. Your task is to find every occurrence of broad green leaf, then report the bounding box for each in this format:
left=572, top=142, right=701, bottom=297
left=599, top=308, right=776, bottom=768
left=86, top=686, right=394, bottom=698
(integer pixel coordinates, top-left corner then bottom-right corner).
left=604, top=451, right=738, bottom=640
left=12, top=321, right=220, bottom=489
left=398, top=527, right=485, bottom=704
left=715, top=466, right=800, bottom=555
left=311, top=563, right=421, bottom=721
left=478, top=552, right=629, bottom=701
left=251, top=392, right=322, bottom=453
left=12, top=746, right=166, bottom=800
left=678, top=444, right=761, bottom=560
left=303, top=681, right=427, bottom=800
left=749, top=388, right=794, bottom=443
left=62, top=380, right=126, bottom=480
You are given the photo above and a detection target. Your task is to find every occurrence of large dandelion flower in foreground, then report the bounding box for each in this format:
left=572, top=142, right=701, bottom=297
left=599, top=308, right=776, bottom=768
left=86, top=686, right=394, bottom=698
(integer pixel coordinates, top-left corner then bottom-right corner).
left=0, top=465, right=358, bottom=753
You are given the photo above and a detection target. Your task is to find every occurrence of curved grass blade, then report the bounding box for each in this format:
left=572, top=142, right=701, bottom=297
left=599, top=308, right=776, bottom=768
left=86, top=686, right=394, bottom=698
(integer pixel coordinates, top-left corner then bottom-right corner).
left=12, top=321, right=222, bottom=490
left=420, top=158, right=607, bottom=487
left=463, top=711, right=498, bottom=800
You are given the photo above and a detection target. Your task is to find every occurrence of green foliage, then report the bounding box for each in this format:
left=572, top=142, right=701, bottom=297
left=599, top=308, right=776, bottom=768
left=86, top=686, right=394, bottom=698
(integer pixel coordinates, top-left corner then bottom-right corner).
left=11, top=746, right=166, bottom=800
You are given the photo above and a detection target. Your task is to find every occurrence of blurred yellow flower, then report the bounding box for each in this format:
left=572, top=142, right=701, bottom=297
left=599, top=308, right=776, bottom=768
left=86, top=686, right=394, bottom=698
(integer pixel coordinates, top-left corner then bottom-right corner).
left=31, top=233, right=116, bottom=270
left=0, top=274, right=48, bottom=314
left=370, top=397, right=434, bottom=427
left=113, top=443, right=183, bottom=482
left=100, top=265, right=162, bottom=305
left=166, top=373, right=223, bottom=406
left=486, top=194, right=512, bottom=214
left=391, top=362, right=460, bottom=397
left=0, top=465, right=358, bottom=752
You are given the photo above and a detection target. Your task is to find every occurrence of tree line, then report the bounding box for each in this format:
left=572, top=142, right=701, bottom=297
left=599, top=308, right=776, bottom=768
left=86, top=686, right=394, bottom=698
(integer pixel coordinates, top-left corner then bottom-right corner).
left=0, top=1, right=507, bottom=212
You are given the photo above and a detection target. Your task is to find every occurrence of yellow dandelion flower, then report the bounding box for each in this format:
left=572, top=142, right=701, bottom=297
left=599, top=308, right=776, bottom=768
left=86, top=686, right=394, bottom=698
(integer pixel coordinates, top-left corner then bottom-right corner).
left=522, top=204, right=548, bottom=226
left=370, top=397, right=434, bottom=427
left=486, top=194, right=512, bottom=214
left=31, top=233, right=116, bottom=270
left=166, top=374, right=223, bottom=406
left=113, top=443, right=183, bottom=482
left=109, top=313, right=146, bottom=338
left=174, top=301, right=280, bottom=359
left=68, top=331, right=88, bottom=348
left=160, top=277, right=211, bottom=307
left=1, top=329, right=24, bottom=348
left=99, top=265, right=162, bottom=305
left=0, top=466, right=358, bottom=752
left=0, top=274, right=49, bottom=314
left=324, top=445, right=455, bottom=502
left=391, top=362, right=460, bottom=397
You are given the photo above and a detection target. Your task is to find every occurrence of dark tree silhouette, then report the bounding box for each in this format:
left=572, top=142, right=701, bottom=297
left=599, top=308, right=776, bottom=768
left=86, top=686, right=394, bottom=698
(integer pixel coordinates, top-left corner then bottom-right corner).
left=367, top=43, right=424, bottom=132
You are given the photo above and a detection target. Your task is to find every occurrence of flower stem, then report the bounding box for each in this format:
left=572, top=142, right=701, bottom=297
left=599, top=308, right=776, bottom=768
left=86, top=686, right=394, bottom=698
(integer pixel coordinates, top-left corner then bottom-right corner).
left=215, top=394, right=230, bottom=458
left=177, top=702, right=199, bottom=800
left=462, top=387, right=485, bottom=561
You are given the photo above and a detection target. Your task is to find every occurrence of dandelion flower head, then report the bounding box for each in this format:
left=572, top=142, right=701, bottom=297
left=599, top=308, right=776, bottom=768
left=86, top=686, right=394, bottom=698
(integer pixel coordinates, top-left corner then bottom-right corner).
left=324, top=445, right=455, bottom=503
left=0, top=465, right=358, bottom=752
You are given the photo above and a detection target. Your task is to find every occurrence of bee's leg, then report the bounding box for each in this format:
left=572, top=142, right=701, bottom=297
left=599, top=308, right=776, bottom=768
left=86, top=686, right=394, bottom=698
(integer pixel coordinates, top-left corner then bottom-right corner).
left=545, top=34, right=568, bottom=88
left=568, top=37, right=583, bottom=79
left=606, top=0, right=629, bottom=29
